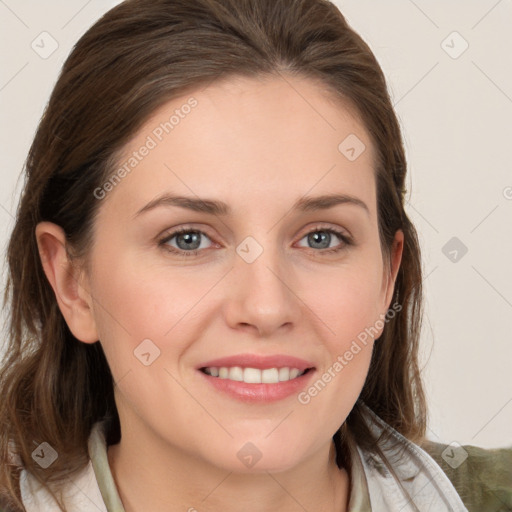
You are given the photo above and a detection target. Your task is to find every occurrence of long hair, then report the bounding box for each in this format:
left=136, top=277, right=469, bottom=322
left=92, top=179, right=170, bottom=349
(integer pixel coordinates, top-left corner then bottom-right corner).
left=0, top=0, right=426, bottom=509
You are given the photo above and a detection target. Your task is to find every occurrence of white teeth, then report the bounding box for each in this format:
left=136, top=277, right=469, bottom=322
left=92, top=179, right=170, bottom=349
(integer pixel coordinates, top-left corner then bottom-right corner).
left=278, top=367, right=290, bottom=381
left=229, top=366, right=244, bottom=381
left=203, top=366, right=307, bottom=383
left=244, top=367, right=261, bottom=383
left=261, top=368, right=279, bottom=384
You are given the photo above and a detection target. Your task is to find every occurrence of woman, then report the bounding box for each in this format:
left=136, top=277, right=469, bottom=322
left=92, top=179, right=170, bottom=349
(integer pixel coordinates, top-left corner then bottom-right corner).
left=0, top=0, right=509, bottom=511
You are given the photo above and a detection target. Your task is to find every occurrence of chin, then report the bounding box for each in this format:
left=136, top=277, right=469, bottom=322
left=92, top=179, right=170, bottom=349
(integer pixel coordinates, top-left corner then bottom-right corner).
left=205, top=440, right=307, bottom=475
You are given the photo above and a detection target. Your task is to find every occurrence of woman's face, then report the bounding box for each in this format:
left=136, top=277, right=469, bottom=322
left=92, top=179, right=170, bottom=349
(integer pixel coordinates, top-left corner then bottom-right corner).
left=81, top=74, right=402, bottom=472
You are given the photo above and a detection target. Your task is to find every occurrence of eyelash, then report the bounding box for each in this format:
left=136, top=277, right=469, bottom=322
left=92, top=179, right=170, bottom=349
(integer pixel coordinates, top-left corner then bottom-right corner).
left=158, top=225, right=353, bottom=258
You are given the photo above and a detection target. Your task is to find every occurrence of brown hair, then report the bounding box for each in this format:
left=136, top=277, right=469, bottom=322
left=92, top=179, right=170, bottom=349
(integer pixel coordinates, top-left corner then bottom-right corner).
left=0, top=0, right=426, bottom=510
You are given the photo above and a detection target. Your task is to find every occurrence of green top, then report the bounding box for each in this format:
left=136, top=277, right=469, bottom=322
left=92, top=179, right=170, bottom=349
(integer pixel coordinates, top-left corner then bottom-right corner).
left=420, top=439, right=512, bottom=511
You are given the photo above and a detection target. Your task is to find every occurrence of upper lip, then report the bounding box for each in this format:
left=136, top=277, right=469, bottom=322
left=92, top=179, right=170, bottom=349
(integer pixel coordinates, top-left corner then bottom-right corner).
left=197, top=354, right=316, bottom=372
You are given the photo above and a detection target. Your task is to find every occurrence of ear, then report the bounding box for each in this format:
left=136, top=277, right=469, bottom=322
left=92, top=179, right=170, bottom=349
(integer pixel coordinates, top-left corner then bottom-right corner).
left=35, top=221, right=99, bottom=344
left=381, top=229, right=404, bottom=313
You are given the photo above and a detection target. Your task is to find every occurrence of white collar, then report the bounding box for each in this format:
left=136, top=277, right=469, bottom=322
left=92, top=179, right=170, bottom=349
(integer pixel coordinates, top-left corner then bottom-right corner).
left=355, top=403, right=468, bottom=511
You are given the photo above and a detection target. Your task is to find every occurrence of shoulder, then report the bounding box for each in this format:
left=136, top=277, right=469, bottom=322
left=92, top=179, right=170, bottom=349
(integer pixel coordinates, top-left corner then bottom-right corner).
left=421, top=439, right=512, bottom=512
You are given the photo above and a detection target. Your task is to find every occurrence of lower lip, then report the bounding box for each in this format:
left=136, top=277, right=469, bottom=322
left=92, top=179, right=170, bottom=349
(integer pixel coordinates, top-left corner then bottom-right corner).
left=197, top=369, right=316, bottom=403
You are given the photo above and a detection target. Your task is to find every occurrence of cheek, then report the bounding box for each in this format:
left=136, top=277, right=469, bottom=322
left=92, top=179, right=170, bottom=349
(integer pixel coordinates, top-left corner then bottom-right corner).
left=298, top=260, right=384, bottom=343
left=89, top=251, right=201, bottom=341
left=294, top=260, right=382, bottom=410
left=297, top=335, right=373, bottom=445
left=87, top=249, right=223, bottom=402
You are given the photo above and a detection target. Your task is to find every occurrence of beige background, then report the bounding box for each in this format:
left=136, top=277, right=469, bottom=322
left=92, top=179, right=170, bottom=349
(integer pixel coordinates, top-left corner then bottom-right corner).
left=1, top=1, right=511, bottom=450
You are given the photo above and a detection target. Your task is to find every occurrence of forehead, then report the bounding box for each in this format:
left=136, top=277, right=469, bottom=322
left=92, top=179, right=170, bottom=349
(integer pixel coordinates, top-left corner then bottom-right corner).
left=101, top=73, right=377, bottom=218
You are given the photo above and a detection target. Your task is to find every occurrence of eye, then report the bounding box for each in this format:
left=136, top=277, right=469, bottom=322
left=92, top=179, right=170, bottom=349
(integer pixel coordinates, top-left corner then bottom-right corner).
left=296, top=226, right=353, bottom=254
left=159, top=227, right=213, bottom=256
left=158, top=225, right=353, bottom=258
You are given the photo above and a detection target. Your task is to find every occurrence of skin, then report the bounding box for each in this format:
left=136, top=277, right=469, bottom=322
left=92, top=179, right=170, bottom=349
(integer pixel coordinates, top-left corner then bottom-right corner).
left=36, top=73, right=403, bottom=512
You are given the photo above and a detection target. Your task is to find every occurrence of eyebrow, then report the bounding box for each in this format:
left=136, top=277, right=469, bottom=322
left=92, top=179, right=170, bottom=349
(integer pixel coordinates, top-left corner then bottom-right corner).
left=134, top=192, right=370, bottom=218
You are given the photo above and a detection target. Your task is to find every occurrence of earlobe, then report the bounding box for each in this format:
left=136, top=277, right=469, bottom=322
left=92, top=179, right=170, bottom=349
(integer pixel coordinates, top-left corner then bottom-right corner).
left=35, top=221, right=99, bottom=344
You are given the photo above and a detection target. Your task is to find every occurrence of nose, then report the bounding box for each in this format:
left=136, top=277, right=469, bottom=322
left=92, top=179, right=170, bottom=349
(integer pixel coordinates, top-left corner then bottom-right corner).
left=223, top=238, right=302, bottom=337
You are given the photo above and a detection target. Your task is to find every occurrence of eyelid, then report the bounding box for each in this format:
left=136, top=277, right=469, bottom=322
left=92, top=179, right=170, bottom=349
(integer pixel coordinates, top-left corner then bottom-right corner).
left=300, top=223, right=351, bottom=239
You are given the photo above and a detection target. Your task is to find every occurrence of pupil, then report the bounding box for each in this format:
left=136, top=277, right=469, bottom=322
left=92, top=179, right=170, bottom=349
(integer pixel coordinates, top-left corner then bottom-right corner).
left=310, top=231, right=329, bottom=249
left=178, top=232, right=200, bottom=250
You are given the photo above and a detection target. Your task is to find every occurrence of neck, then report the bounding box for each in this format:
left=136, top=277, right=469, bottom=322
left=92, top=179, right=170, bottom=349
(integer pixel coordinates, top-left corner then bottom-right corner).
left=107, top=424, right=350, bottom=512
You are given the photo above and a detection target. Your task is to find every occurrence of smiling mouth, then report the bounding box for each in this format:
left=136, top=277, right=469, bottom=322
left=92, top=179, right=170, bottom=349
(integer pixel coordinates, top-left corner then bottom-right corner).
left=200, top=366, right=314, bottom=384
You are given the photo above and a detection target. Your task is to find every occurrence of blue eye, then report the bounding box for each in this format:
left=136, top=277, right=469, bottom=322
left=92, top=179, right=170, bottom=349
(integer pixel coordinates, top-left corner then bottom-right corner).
left=158, top=226, right=353, bottom=257
left=159, top=228, right=213, bottom=256
left=297, top=227, right=352, bottom=254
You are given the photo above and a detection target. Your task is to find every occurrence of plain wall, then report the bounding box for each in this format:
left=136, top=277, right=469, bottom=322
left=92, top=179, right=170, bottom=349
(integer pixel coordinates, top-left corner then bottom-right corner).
left=0, top=0, right=511, bottom=449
